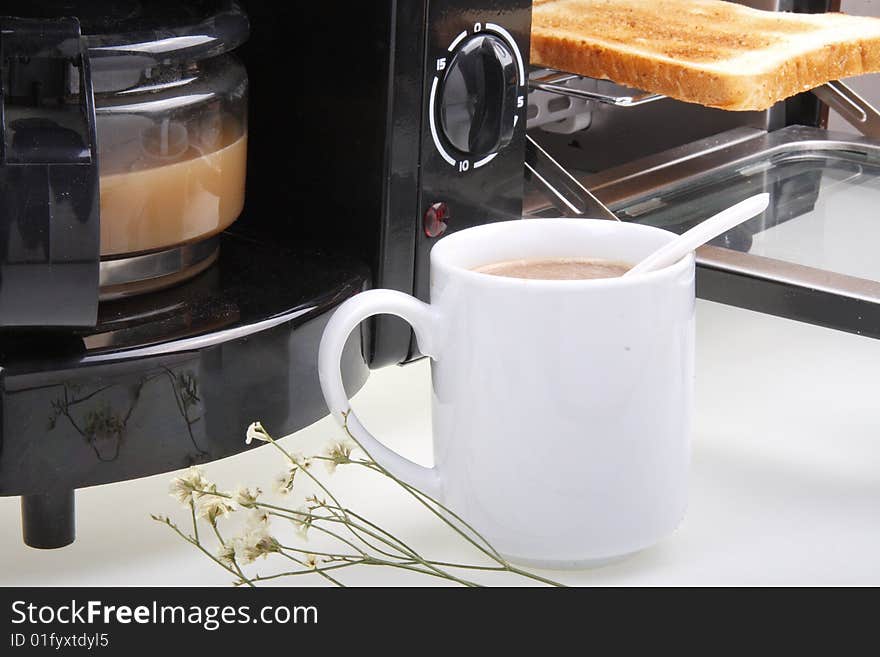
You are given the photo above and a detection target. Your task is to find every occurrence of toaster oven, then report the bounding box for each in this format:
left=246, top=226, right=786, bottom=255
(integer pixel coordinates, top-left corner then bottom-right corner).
left=1, top=0, right=875, bottom=550
left=524, top=0, right=880, bottom=338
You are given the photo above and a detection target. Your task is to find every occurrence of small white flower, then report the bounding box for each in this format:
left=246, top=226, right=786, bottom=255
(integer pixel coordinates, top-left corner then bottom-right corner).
left=291, top=505, right=312, bottom=540
left=234, top=524, right=280, bottom=564
left=304, top=553, right=318, bottom=570
left=290, top=452, right=313, bottom=469
left=323, top=440, right=357, bottom=474
left=168, top=467, right=210, bottom=507
left=232, top=486, right=262, bottom=509
left=275, top=469, right=295, bottom=496
left=196, top=486, right=234, bottom=525
left=245, top=509, right=270, bottom=528
left=305, top=495, right=327, bottom=509
left=273, top=454, right=312, bottom=496
left=245, top=421, right=271, bottom=445
left=217, top=544, right=237, bottom=568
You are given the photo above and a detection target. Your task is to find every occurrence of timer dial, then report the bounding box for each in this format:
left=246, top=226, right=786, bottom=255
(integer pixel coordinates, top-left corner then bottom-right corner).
left=438, top=34, right=518, bottom=158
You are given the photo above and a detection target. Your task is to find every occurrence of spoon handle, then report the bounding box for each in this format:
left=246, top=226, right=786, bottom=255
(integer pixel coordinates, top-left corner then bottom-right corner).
left=623, top=193, right=770, bottom=277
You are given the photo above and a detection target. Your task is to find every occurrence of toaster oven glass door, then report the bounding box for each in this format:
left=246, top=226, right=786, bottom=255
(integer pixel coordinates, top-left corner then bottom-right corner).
left=590, top=126, right=880, bottom=339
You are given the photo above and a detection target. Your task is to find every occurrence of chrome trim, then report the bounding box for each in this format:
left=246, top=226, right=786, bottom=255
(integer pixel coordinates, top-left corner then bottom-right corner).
left=100, top=238, right=219, bottom=287
left=813, top=81, right=880, bottom=141
left=587, top=128, right=770, bottom=204
left=697, top=246, right=880, bottom=306
left=99, top=238, right=219, bottom=298
left=528, top=126, right=880, bottom=213
left=529, top=69, right=664, bottom=107
left=524, top=134, right=618, bottom=220
left=83, top=305, right=314, bottom=364
left=523, top=127, right=768, bottom=216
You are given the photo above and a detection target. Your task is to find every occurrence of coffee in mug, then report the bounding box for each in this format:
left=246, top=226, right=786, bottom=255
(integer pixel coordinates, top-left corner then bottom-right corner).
left=473, top=257, right=631, bottom=280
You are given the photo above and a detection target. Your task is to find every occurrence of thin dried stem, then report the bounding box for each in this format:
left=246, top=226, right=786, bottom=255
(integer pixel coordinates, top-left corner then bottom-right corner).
left=159, top=421, right=565, bottom=587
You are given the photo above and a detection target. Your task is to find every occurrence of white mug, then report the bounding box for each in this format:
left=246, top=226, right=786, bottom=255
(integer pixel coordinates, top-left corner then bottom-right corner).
left=318, top=219, right=695, bottom=568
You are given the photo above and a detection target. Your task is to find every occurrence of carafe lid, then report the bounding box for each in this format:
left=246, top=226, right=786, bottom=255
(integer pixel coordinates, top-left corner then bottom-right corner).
left=2, top=0, right=249, bottom=65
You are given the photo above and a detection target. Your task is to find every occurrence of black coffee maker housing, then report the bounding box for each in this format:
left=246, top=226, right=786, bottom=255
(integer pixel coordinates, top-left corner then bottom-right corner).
left=0, top=0, right=531, bottom=548
left=283, top=0, right=531, bottom=366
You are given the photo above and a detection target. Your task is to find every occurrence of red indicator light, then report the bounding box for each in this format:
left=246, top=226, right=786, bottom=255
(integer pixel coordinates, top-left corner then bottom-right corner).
left=423, top=202, right=449, bottom=238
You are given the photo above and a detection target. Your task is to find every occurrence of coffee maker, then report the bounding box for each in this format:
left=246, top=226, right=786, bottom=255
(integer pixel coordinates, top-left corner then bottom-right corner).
left=0, top=0, right=531, bottom=547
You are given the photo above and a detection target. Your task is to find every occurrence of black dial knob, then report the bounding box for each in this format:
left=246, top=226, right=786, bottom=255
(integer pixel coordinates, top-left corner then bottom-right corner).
left=439, top=34, right=518, bottom=158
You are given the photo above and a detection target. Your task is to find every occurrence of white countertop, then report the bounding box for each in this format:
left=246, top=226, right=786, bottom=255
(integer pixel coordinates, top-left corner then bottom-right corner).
left=1, top=299, right=878, bottom=586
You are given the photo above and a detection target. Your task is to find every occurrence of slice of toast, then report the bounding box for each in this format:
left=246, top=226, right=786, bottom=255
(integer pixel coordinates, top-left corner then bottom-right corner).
left=531, top=0, right=880, bottom=111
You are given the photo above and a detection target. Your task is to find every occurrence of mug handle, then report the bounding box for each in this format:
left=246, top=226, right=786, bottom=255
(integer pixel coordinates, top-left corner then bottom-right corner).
left=318, top=289, right=442, bottom=499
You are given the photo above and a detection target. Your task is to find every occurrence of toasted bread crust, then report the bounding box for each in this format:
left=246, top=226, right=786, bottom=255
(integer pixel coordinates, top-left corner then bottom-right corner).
left=531, top=0, right=880, bottom=111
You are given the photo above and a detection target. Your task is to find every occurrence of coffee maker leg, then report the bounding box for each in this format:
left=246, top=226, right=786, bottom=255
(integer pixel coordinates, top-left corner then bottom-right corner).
left=21, top=490, right=76, bottom=549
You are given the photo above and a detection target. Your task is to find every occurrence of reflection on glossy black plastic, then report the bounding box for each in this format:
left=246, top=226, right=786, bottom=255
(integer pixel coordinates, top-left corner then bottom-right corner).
left=2, top=0, right=249, bottom=66
left=0, top=16, right=100, bottom=327
left=45, top=369, right=207, bottom=463
left=0, top=233, right=371, bottom=498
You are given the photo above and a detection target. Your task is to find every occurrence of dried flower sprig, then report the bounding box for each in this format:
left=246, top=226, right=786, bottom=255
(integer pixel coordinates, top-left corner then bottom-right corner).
left=155, top=417, right=564, bottom=587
